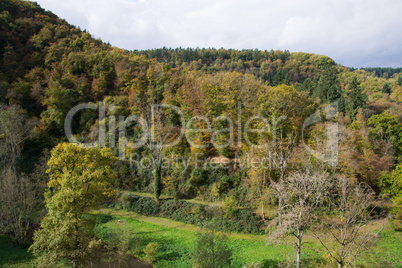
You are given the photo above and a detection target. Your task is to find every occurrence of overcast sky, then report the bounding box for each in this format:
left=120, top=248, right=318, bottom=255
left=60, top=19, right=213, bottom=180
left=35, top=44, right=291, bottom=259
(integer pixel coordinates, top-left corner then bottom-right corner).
left=34, top=0, right=402, bottom=68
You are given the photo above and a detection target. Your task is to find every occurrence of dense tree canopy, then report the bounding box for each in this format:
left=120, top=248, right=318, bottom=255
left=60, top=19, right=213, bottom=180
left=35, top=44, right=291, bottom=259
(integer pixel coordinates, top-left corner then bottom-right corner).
left=0, top=1, right=401, bottom=266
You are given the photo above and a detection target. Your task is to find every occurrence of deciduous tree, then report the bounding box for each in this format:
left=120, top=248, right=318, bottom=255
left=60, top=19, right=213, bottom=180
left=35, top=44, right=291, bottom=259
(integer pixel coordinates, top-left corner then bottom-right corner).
left=269, top=168, right=330, bottom=268
left=29, top=143, right=117, bottom=267
left=313, top=176, right=381, bottom=268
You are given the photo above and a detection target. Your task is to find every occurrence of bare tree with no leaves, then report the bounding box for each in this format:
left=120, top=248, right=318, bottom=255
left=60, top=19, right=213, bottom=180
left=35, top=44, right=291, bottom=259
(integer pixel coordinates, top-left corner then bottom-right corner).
left=0, top=159, right=47, bottom=247
left=0, top=104, right=37, bottom=169
left=0, top=104, right=45, bottom=247
left=269, top=167, right=330, bottom=268
left=312, top=176, right=382, bottom=268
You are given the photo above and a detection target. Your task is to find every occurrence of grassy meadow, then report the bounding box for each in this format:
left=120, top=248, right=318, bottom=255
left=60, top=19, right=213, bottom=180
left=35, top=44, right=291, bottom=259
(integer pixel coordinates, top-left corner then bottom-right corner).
left=92, top=209, right=402, bottom=267
left=1, top=208, right=401, bottom=267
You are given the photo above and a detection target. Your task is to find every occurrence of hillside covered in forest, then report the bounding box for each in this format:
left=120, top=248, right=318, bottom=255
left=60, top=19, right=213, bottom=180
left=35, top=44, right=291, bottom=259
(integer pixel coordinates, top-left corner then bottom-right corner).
left=0, top=0, right=401, bottom=267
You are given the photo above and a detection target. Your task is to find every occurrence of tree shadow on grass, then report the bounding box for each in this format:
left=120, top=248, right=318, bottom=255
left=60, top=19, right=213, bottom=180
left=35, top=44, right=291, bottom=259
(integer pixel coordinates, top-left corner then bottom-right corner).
left=260, top=259, right=280, bottom=268
left=257, top=257, right=327, bottom=268
left=0, top=236, right=35, bottom=267
left=134, top=223, right=189, bottom=235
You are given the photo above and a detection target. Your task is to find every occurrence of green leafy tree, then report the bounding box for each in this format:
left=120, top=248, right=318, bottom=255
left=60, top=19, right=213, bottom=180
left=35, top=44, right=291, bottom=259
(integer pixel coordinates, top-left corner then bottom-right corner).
left=259, top=84, right=315, bottom=136
left=338, top=95, right=346, bottom=114
left=379, top=163, right=402, bottom=199
left=29, top=143, right=117, bottom=267
left=397, top=75, right=402, bottom=86
left=382, top=83, right=391, bottom=94
left=298, top=77, right=316, bottom=95
left=368, top=112, right=402, bottom=156
left=189, top=167, right=206, bottom=187
left=346, top=77, right=367, bottom=119
left=379, top=163, right=402, bottom=225
left=313, top=66, right=341, bottom=103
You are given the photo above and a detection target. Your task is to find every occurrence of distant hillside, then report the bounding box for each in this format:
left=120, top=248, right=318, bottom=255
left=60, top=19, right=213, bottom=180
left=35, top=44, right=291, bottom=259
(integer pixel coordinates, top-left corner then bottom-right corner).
left=133, top=47, right=337, bottom=85
left=358, top=67, right=402, bottom=78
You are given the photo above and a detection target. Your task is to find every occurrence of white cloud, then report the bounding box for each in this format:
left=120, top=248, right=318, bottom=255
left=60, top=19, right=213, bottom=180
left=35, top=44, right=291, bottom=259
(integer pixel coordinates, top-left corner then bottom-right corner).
left=34, top=0, right=402, bottom=67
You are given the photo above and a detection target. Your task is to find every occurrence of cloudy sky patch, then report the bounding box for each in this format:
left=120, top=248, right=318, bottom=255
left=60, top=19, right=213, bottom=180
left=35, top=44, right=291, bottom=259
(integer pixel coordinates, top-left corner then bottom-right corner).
left=34, top=0, right=402, bottom=67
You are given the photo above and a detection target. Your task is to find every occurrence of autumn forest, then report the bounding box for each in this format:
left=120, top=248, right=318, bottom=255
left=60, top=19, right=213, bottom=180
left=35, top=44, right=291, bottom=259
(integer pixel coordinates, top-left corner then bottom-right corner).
left=0, top=1, right=401, bottom=267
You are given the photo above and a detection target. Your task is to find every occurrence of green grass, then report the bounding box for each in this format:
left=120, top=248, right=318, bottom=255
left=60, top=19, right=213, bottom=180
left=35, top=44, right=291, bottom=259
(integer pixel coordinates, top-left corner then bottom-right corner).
left=2, top=206, right=401, bottom=268
left=0, top=236, right=36, bottom=268
left=94, top=208, right=265, bottom=240
left=94, top=213, right=328, bottom=267
left=94, top=209, right=402, bottom=268
left=359, top=225, right=402, bottom=268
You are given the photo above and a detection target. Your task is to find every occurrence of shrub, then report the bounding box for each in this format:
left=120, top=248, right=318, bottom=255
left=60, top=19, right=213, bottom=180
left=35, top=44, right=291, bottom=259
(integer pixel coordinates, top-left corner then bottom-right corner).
left=189, top=167, right=207, bottom=187
left=204, top=205, right=223, bottom=219
left=144, top=242, right=159, bottom=263
left=119, top=194, right=160, bottom=216
left=159, top=199, right=185, bottom=217
left=160, top=199, right=200, bottom=224
left=220, top=175, right=231, bottom=189
left=96, top=214, right=115, bottom=224
left=113, top=193, right=264, bottom=234
left=135, top=197, right=160, bottom=216
left=119, top=192, right=140, bottom=210
left=235, top=209, right=264, bottom=234
left=221, top=196, right=237, bottom=219
left=191, top=204, right=205, bottom=218
left=205, top=166, right=229, bottom=183
left=211, top=182, right=222, bottom=198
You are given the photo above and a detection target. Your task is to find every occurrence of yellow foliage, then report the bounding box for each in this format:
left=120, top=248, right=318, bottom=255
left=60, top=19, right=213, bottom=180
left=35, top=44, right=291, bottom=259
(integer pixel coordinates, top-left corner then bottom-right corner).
left=47, top=142, right=118, bottom=208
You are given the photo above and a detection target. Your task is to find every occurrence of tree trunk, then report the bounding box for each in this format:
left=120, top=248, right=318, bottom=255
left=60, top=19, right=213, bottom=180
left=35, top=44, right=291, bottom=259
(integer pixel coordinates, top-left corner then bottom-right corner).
left=258, top=175, right=265, bottom=221
left=297, top=231, right=301, bottom=268
left=278, top=196, right=283, bottom=226
left=296, top=228, right=303, bottom=268
left=261, top=198, right=265, bottom=221
left=154, top=165, right=162, bottom=201
left=211, top=229, right=215, bottom=268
